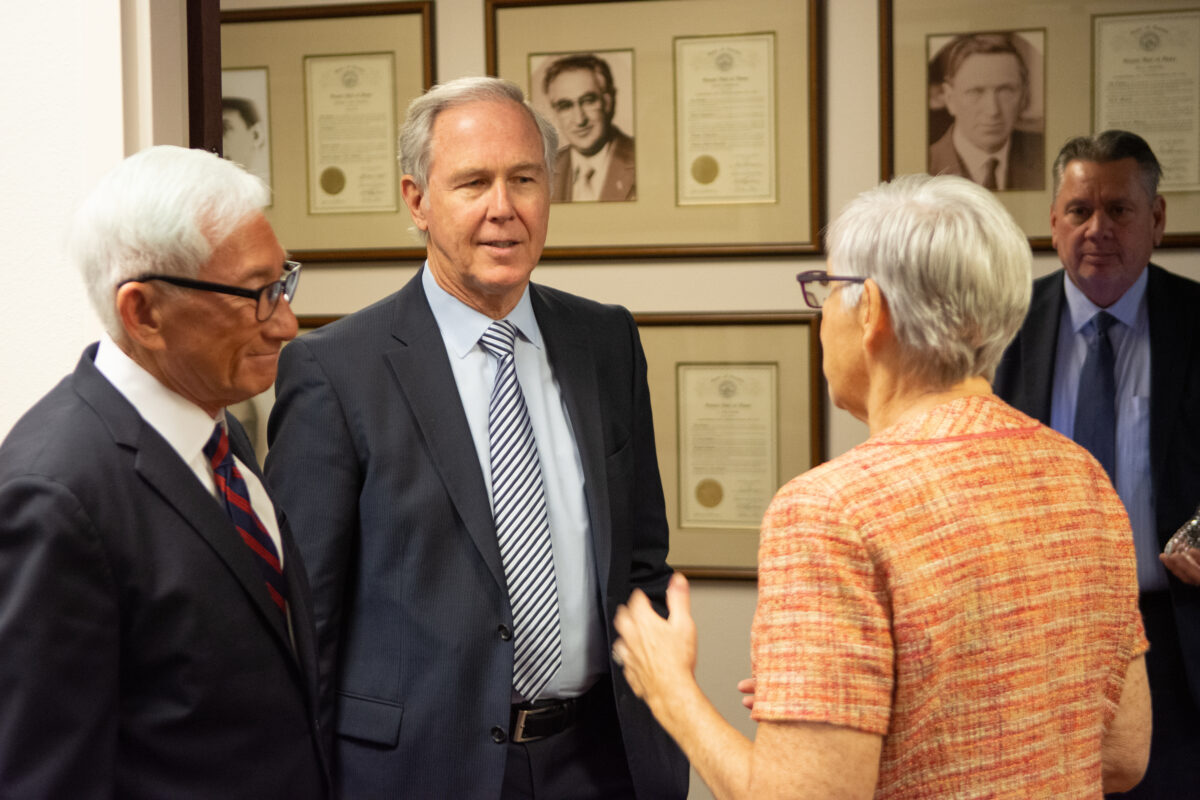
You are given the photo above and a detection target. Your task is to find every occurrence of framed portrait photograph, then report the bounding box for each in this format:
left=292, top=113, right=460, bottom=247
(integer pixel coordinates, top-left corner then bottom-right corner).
left=529, top=49, right=637, bottom=204
left=925, top=29, right=1045, bottom=192
left=220, top=2, right=434, bottom=262
left=487, top=0, right=823, bottom=259
left=221, top=67, right=273, bottom=192
left=883, top=0, right=1200, bottom=246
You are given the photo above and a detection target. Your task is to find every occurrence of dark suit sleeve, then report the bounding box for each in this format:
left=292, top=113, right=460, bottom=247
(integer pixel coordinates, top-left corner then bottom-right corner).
left=0, top=475, right=119, bottom=798
left=624, top=310, right=674, bottom=611
left=266, top=338, right=362, bottom=734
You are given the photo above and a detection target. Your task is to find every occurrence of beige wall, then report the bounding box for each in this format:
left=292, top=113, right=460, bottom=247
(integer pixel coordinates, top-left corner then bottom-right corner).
left=3, top=1, right=1198, bottom=797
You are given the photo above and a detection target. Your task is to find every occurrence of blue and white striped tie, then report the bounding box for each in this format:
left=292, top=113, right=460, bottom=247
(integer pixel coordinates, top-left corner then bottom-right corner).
left=480, top=320, right=562, bottom=700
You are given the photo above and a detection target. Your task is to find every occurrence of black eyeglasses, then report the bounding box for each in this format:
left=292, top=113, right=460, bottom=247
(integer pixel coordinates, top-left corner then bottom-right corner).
left=121, top=261, right=301, bottom=321
left=795, top=270, right=867, bottom=310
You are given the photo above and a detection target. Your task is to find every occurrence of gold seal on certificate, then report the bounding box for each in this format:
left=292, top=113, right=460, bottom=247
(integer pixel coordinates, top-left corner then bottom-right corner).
left=320, top=167, right=347, bottom=195
left=694, top=478, right=724, bottom=508
left=691, top=155, right=719, bottom=185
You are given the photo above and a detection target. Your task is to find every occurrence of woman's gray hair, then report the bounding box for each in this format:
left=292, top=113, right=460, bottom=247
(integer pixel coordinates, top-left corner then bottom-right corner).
left=398, top=78, right=558, bottom=240
left=68, top=145, right=270, bottom=339
left=825, top=174, right=1032, bottom=387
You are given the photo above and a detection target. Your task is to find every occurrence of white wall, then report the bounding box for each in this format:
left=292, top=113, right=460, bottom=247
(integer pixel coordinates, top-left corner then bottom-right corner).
left=0, top=2, right=123, bottom=432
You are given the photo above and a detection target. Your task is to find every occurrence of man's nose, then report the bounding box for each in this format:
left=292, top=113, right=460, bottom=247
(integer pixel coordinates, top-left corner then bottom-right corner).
left=1084, top=210, right=1113, bottom=238
left=487, top=181, right=515, bottom=219
left=266, top=294, right=300, bottom=341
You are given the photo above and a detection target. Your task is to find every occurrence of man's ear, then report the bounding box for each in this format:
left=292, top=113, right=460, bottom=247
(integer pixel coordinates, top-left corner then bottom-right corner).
left=115, top=282, right=167, bottom=351
left=401, top=175, right=429, bottom=233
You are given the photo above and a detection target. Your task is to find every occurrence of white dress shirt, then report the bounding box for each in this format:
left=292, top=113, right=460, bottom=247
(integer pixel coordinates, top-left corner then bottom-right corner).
left=422, top=267, right=607, bottom=700
left=567, top=138, right=614, bottom=202
left=1050, top=270, right=1160, bottom=590
left=93, top=335, right=284, bottom=565
left=952, top=125, right=1012, bottom=189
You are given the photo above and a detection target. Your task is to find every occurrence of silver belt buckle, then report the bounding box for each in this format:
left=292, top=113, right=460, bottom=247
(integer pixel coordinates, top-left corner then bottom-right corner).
left=512, top=707, right=546, bottom=743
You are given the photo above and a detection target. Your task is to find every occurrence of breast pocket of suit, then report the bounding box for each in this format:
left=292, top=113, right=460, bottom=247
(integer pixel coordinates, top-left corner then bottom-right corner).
left=335, top=690, right=403, bottom=747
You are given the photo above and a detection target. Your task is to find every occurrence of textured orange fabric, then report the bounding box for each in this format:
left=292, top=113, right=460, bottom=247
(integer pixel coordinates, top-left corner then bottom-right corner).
left=751, top=395, right=1146, bottom=798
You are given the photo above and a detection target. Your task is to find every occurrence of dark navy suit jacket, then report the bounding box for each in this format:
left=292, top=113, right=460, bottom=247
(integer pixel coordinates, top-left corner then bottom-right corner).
left=994, top=265, right=1200, bottom=705
left=266, top=271, right=688, bottom=799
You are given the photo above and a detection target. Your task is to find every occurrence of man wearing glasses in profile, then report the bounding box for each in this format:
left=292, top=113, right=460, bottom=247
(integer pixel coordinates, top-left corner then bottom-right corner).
left=544, top=53, right=636, bottom=203
left=0, top=146, right=329, bottom=799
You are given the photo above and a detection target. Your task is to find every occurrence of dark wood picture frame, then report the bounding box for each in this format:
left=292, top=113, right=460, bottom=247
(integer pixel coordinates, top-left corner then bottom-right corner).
left=880, top=0, right=1200, bottom=248
left=486, top=0, right=826, bottom=260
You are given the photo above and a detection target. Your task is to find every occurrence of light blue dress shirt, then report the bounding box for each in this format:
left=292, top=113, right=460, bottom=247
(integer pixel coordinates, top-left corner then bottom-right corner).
left=422, top=266, right=607, bottom=700
left=1050, top=269, right=1162, bottom=590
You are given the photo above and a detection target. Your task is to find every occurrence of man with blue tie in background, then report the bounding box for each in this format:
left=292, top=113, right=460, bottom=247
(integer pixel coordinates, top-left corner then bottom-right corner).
left=994, top=129, right=1200, bottom=797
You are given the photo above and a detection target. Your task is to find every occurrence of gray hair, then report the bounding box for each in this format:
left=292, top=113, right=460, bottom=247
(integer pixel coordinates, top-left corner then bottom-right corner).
left=1052, top=129, right=1162, bottom=200
left=825, top=174, right=1032, bottom=387
left=68, top=145, right=270, bottom=339
left=398, top=76, right=558, bottom=197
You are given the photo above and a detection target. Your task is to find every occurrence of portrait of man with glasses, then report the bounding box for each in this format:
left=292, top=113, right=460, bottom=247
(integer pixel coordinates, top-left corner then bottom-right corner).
left=536, top=51, right=637, bottom=203
left=0, top=145, right=329, bottom=799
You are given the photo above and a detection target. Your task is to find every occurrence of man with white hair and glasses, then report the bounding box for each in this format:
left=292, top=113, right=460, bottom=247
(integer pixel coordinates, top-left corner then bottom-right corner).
left=0, top=145, right=327, bottom=798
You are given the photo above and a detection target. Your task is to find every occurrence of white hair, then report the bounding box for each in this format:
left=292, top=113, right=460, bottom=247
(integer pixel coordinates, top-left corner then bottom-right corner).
left=68, top=145, right=270, bottom=338
left=825, top=173, right=1032, bottom=387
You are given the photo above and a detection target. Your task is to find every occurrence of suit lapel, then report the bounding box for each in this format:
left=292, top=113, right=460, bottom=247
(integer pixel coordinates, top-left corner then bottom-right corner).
left=72, top=348, right=298, bottom=658
left=1017, top=273, right=1066, bottom=424
left=383, top=276, right=508, bottom=591
left=1146, top=264, right=1194, bottom=539
left=532, top=287, right=613, bottom=591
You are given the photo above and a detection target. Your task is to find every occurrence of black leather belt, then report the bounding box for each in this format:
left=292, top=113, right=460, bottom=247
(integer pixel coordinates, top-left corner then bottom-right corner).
left=509, top=692, right=589, bottom=743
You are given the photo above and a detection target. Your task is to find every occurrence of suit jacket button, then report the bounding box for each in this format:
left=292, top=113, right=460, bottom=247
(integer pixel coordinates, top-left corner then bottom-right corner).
left=491, top=725, right=507, bottom=744
left=497, top=624, right=512, bottom=641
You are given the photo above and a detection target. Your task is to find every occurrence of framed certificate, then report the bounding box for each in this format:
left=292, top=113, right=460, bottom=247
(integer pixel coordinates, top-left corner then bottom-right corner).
left=221, top=3, right=434, bottom=261
left=487, top=0, right=824, bottom=259
left=882, top=0, right=1200, bottom=246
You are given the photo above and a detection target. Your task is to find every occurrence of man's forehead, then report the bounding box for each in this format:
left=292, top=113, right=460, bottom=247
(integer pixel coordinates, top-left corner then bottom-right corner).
left=1056, top=158, right=1155, bottom=203
left=952, top=53, right=1022, bottom=82
left=547, top=68, right=603, bottom=94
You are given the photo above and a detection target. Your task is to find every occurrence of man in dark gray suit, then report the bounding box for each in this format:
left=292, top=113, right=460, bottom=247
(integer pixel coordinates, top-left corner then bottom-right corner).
left=266, top=77, right=686, bottom=799
left=994, top=130, right=1200, bottom=797
left=544, top=54, right=636, bottom=203
left=928, top=33, right=1044, bottom=191
left=0, top=145, right=329, bottom=799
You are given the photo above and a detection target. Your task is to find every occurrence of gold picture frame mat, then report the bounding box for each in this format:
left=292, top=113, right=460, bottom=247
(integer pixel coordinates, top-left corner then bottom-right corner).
left=638, top=313, right=823, bottom=578
left=221, top=3, right=433, bottom=261
left=487, top=0, right=822, bottom=258
left=883, top=0, right=1200, bottom=247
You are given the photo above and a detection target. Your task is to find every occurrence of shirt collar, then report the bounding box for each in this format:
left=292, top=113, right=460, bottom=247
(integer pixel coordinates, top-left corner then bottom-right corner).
left=421, top=264, right=544, bottom=359
left=1062, top=266, right=1148, bottom=333
left=951, top=125, right=1010, bottom=184
left=93, top=334, right=224, bottom=460
left=569, top=137, right=614, bottom=174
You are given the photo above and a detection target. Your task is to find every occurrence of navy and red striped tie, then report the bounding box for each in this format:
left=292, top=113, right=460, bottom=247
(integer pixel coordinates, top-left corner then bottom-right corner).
left=204, top=423, right=289, bottom=619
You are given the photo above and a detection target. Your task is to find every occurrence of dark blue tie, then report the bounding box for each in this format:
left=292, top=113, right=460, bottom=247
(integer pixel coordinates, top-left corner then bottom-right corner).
left=204, top=424, right=289, bottom=619
left=1073, top=311, right=1117, bottom=480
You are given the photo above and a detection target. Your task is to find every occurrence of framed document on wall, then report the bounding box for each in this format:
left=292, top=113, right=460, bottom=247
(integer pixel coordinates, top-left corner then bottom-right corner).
left=221, top=2, right=434, bottom=262
left=487, top=0, right=825, bottom=259
left=637, top=313, right=823, bottom=578
left=882, top=0, right=1200, bottom=246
